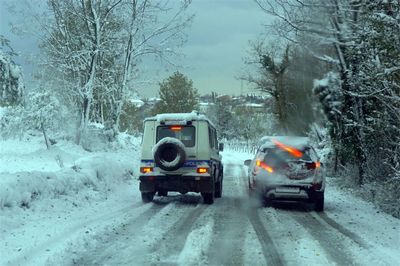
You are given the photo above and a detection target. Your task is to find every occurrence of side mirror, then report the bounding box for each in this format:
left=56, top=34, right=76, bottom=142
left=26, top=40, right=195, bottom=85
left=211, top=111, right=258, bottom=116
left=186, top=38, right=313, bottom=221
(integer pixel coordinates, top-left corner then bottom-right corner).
left=218, top=143, right=224, bottom=151
left=244, top=159, right=251, bottom=166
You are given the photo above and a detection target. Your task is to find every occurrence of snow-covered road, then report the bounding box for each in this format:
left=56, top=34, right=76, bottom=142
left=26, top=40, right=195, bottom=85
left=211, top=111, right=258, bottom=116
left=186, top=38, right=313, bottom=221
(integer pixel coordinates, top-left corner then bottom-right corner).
left=1, top=148, right=399, bottom=266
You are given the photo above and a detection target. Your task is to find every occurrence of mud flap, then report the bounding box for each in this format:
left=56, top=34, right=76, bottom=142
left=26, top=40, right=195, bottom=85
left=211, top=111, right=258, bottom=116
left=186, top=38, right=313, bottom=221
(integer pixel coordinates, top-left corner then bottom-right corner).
left=139, top=181, right=155, bottom=192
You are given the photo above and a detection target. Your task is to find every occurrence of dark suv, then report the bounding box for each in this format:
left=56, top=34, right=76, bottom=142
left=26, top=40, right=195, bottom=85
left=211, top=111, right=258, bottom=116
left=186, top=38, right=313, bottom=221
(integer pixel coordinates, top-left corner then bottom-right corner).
left=244, top=136, right=325, bottom=211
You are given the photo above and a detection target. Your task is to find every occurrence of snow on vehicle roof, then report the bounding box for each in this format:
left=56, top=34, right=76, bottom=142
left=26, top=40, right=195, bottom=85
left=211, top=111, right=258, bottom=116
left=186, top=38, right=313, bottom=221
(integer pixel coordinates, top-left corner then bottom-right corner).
left=145, top=111, right=215, bottom=127
left=245, top=103, right=264, bottom=108
left=259, top=136, right=310, bottom=150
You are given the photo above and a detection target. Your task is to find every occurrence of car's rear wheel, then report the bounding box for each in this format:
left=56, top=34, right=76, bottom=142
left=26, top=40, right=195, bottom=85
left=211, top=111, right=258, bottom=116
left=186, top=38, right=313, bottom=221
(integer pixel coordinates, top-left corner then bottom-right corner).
left=202, top=192, right=214, bottom=204
left=141, top=192, right=155, bottom=203
left=158, top=190, right=168, bottom=197
left=314, top=192, right=324, bottom=212
left=263, top=197, right=273, bottom=207
left=215, top=179, right=222, bottom=198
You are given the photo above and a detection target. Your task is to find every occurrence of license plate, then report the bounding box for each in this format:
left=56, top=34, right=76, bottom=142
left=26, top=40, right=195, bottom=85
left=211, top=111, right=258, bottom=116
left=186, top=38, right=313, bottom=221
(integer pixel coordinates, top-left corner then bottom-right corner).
left=276, top=187, right=300, bottom=193
left=289, top=174, right=306, bottom=180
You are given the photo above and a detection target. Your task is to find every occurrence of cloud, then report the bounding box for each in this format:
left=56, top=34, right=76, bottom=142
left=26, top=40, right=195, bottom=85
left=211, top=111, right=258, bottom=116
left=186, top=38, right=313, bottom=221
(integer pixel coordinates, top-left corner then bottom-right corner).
left=0, top=0, right=274, bottom=97
left=141, top=0, right=274, bottom=97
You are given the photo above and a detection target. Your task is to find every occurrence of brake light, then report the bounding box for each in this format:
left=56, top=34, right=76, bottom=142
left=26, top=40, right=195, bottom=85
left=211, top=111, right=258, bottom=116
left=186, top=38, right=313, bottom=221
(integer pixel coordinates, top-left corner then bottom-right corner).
left=307, top=162, right=321, bottom=170
left=197, top=167, right=209, bottom=174
left=272, top=139, right=303, bottom=158
left=170, top=126, right=182, bottom=131
left=140, top=167, right=153, bottom=173
left=256, top=160, right=274, bottom=173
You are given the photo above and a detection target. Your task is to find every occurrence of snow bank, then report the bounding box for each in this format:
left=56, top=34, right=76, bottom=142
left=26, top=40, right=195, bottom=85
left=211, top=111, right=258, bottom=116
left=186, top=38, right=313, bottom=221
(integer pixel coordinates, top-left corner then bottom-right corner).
left=0, top=139, right=88, bottom=174
left=0, top=153, right=134, bottom=209
left=0, top=133, right=143, bottom=265
left=0, top=135, right=141, bottom=210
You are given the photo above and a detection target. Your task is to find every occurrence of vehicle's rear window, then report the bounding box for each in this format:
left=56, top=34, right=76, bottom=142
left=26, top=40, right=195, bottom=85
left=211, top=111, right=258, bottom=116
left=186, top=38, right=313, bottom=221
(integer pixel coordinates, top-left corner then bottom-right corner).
left=263, top=147, right=311, bottom=167
left=156, top=126, right=195, bottom=147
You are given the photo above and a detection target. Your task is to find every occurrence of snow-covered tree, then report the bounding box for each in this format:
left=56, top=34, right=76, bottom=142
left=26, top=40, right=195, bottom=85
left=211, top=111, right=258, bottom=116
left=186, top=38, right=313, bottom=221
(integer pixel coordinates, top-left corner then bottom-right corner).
left=153, top=71, right=199, bottom=114
left=39, top=0, right=125, bottom=144
left=38, top=0, right=192, bottom=143
left=256, top=0, right=400, bottom=192
left=234, top=105, right=276, bottom=142
left=109, top=0, right=193, bottom=134
left=242, top=41, right=321, bottom=135
left=0, top=35, right=24, bottom=106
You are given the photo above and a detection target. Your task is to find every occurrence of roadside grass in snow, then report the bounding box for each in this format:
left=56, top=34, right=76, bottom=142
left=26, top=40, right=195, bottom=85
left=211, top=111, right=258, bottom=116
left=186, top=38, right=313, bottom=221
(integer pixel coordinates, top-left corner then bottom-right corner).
left=331, top=164, right=400, bottom=219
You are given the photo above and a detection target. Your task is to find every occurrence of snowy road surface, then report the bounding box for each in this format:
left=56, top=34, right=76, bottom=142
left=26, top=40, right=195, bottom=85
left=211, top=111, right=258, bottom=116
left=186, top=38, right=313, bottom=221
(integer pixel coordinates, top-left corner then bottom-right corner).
left=1, top=148, right=399, bottom=266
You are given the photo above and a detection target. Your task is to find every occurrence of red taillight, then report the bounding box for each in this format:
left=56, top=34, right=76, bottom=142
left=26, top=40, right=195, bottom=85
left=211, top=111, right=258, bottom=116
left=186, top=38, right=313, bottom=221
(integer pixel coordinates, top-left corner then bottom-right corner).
left=197, top=167, right=209, bottom=174
left=256, top=160, right=274, bottom=173
left=140, top=167, right=153, bottom=173
left=170, top=126, right=182, bottom=131
left=307, top=162, right=321, bottom=170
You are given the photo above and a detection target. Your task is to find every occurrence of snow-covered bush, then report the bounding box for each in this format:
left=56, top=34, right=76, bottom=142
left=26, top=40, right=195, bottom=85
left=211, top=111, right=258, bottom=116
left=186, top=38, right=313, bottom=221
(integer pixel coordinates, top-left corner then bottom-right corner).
left=1, top=91, right=70, bottom=147
left=313, top=72, right=342, bottom=127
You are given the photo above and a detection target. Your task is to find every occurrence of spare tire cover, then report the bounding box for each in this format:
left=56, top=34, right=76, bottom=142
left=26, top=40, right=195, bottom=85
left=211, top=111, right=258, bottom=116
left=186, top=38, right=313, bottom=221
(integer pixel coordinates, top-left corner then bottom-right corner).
left=154, top=138, right=186, bottom=171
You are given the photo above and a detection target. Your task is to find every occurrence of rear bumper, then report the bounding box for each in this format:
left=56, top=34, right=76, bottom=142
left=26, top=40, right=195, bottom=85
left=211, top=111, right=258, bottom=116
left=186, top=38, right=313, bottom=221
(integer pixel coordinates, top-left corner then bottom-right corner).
left=139, top=174, right=214, bottom=193
left=266, top=188, right=310, bottom=201
left=255, top=184, right=324, bottom=202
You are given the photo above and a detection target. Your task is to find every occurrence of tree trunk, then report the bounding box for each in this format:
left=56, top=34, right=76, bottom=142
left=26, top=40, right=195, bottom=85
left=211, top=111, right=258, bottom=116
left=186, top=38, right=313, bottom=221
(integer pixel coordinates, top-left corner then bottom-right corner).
left=275, top=75, right=287, bottom=134
left=41, top=122, right=50, bottom=149
left=354, top=97, right=367, bottom=186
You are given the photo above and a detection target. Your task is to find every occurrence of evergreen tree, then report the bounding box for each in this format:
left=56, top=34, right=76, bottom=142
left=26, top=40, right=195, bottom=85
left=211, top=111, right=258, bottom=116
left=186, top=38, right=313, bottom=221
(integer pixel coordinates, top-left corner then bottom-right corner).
left=154, top=72, right=199, bottom=114
left=0, top=36, right=24, bottom=107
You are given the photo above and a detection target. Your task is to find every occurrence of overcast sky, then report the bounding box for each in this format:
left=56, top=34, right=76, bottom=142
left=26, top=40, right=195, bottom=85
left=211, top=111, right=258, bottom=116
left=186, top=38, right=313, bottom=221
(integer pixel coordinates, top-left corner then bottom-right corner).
left=0, top=0, right=272, bottom=97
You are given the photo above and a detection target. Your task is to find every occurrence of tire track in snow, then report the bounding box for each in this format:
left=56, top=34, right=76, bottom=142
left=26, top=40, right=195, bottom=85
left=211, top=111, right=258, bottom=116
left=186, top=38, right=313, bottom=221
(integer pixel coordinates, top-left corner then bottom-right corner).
left=247, top=208, right=284, bottom=266
left=231, top=163, right=284, bottom=266
left=238, top=163, right=284, bottom=266
left=10, top=202, right=144, bottom=266
left=288, top=210, right=357, bottom=266
left=315, top=212, right=371, bottom=249
left=206, top=163, right=248, bottom=266
left=217, top=162, right=283, bottom=266
left=71, top=201, right=171, bottom=265
left=146, top=199, right=207, bottom=265
left=315, top=212, right=397, bottom=265
left=206, top=197, right=247, bottom=265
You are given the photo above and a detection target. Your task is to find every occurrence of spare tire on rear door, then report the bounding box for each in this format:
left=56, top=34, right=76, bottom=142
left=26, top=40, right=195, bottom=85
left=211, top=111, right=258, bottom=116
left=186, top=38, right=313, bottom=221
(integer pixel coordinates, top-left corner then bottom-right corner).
left=153, top=137, right=186, bottom=171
